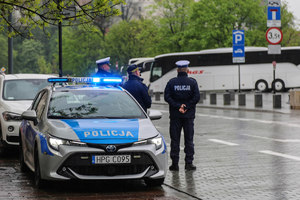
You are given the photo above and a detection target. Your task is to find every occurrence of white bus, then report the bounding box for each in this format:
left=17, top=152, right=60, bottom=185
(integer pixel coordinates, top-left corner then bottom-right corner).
left=128, top=57, right=154, bottom=86
left=149, top=47, right=300, bottom=93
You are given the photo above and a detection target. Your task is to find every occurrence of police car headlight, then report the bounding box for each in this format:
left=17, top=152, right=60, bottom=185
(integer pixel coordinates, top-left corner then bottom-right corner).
left=148, top=136, right=163, bottom=150
left=133, top=136, right=162, bottom=150
left=48, top=136, right=67, bottom=151
left=48, top=135, right=87, bottom=151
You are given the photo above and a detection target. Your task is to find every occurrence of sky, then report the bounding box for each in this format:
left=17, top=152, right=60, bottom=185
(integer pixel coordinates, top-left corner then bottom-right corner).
left=283, top=0, right=300, bottom=29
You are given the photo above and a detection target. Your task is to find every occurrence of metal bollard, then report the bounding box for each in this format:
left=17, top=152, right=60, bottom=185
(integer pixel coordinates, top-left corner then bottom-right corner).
left=149, top=89, right=153, bottom=97
left=254, top=93, right=263, bottom=107
left=238, top=93, right=246, bottom=106
left=202, top=91, right=207, bottom=100
left=273, top=94, right=281, bottom=108
left=229, top=91, right=235, bottom=101
left=210, top=93, right=217, bottom=105
left=223, top=93, right=230, bottom=105
left=155, top=92, right=160, bottom=101
left=199, top=92, right=204, bottom=103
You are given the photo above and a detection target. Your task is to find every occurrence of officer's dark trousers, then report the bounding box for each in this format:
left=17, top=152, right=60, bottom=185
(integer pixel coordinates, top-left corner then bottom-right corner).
left=170, top=118, right=195, bottom=164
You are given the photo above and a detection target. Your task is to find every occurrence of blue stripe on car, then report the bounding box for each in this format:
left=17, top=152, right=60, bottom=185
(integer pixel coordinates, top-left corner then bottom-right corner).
left=162, top=135, right=167, bottom=154
left=39, top=133, right=53, bottom=156
left=61, top=119, right=139, bottom=144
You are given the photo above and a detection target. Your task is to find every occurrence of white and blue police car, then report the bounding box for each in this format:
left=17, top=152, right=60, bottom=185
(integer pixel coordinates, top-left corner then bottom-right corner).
left=19, top=77, right=167, bottom=188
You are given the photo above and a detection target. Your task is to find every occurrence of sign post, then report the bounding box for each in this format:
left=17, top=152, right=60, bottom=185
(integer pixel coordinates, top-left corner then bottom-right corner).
left=267, top=0, right=282, bottom=94
left=232, top=30, right=245, bottom=93
left=267, top=0, right=281, bottom=27
left=266, top=27, right=283, bottom=54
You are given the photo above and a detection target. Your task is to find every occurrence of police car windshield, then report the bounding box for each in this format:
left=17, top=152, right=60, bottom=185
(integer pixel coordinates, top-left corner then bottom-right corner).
left=47, top=90, right=146, bottom=119
left=3, top=79, right=50, bottom=101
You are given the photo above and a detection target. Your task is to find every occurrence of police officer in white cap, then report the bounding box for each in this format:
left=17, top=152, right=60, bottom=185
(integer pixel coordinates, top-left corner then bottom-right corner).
left=95, top=57, right=112, bottom=76
left=164, top=60, right=200, bottom=171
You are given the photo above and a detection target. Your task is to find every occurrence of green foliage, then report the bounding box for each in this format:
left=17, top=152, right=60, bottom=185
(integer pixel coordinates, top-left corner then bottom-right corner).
left=0, top=0, right=124, bottom=37
left=280, top=3, right=300, bottom=46
left=183, top=0, right=299, bottom=50
left=102, top=20, right=160, bottom=68
left=184, top=0, right=266, bottom=50
left=38, top=56, right=58, bottom=74
left=0, top=0, right=299, bottom=76
left=14, top=39, right=45, bottom=73
left=62, top=25, right=104, bottom=76
left=153, top=0, right=194, bottom=53
left=0, top=34, right=8, bottom=68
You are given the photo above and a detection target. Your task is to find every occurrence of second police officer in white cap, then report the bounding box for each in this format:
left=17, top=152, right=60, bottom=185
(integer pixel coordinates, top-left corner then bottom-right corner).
left=164, top=60, right=200, bottom=171
left=95, top=57, right=112, bottom=77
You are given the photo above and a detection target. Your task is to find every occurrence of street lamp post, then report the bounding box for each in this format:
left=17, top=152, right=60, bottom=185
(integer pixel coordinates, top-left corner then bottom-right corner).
left=8, top=13, right=13, bottom=74
left=58, top=0, right=62, bottom=77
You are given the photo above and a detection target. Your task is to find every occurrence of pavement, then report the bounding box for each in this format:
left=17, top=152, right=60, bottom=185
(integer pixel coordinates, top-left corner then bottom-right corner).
left=151, top=91, right=300, bottom=200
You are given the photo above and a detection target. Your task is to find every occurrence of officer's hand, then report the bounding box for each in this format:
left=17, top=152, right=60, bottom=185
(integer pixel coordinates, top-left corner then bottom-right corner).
left=179, top=104, right=187, bottom=113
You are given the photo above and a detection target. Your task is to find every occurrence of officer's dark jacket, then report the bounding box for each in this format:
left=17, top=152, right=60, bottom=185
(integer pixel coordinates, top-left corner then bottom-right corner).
left=164, top=72, right=200, bottom=119
left=95, top=68, right=113, bottom=77
left=123, top=74, right=152, bottom=112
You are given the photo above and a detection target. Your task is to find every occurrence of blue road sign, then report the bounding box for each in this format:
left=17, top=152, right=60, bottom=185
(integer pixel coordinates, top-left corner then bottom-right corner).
left=233, top=46, right=245, bottom=57
left=268, top=7, right=281, bottom=21
left=232, top=30, right=245, bottom=45
left=233, top=30, right=245, bottom=63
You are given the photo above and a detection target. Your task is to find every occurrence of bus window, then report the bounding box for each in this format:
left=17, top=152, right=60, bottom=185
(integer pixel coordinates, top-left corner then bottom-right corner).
left=144, top=62, right=152, bottom=71
left=150, top=66, right=162, bottom=82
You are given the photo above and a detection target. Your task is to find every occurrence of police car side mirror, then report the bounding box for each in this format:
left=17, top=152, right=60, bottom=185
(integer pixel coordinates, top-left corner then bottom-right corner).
left=148, top=109, right=162, bottom=120
left=22, top=110, right=38, bottom=125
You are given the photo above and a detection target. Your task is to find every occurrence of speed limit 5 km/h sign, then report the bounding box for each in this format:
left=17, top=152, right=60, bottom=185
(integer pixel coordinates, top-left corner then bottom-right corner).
left=266, top=27, right=283, bottom=45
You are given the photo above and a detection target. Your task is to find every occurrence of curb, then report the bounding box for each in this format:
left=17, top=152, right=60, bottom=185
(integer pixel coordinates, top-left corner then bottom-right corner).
left=152, top=101, right=291, bottom=114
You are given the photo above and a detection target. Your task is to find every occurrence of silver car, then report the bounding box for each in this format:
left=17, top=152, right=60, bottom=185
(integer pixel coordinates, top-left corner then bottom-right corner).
left=19, top=77, right=167, bottom=188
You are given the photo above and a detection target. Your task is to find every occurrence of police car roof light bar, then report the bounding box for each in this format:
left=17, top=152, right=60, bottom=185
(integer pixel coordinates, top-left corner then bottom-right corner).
left=48, top=78, right=69, bottom=83
left=48, top=77, right=122, bottom=85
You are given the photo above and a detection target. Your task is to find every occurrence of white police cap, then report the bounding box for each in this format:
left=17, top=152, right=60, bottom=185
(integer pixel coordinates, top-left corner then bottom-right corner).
left=176, top=60, right=190, bottom=68
left=96, top=57, right=110, bottom=65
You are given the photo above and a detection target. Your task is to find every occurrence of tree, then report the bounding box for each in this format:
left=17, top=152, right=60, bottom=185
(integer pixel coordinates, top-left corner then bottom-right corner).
left=151, top=0, right=194, bottom=53
left=0, top=0, right=124, bottom=37
left=102, top=19, right=160, bottom=69
left=184, top=0, right=265, bottom=50
left=184, top=0, right=298, bottom=50
left=280, top=3, right=300, bottom=46
left=119, top=0, right=139, bottom=21
left=62, top=25, right=103, bottom=76
left=0, top=34, right=8, bottom=68
left=15, top=39, right=45, bottom=73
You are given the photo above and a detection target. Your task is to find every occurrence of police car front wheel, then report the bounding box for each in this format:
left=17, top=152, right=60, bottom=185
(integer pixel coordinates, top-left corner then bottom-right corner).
left=34, top=148, right=46, bottom=188
left=19, top=135, right=28, bottom=172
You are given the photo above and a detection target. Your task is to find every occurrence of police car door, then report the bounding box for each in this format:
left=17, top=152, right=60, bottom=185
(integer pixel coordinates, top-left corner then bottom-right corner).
left=24, top=90, right=48, bottom=166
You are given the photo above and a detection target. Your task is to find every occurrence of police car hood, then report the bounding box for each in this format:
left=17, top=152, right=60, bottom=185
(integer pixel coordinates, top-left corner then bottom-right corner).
left=3, top=101, right=32, bottom=114
left=49, top=118, right=159, bottom=144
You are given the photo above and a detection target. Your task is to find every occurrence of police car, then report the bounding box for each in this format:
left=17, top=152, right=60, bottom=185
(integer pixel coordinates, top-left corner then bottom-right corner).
left=0, top=73, right=57, bottom=151
left=19, top=77, right=167, bottom=188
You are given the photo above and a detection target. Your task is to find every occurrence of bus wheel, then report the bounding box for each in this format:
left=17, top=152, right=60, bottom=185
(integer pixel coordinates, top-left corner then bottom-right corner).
left=255, top=80, right=268, bottom=92
left=272, top=79, right=285, bottom=92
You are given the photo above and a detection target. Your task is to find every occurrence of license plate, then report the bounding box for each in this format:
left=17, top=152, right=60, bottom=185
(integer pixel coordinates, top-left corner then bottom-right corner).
left=92, top=155, right=131, bottom=164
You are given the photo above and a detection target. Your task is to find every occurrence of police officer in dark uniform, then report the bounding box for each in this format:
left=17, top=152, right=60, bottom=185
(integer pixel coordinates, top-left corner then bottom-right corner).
left=95, top=57, right=112, bottom=77
left=164, top=60, right=200, bottom=171
left=123, top=64, right=152, bottom=112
